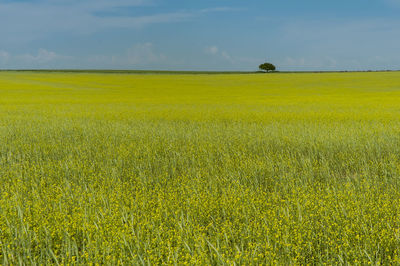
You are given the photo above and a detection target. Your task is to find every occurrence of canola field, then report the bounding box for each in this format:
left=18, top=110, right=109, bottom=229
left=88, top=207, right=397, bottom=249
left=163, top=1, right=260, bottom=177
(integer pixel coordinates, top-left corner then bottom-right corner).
left=1, top=71, right=400, bottom=264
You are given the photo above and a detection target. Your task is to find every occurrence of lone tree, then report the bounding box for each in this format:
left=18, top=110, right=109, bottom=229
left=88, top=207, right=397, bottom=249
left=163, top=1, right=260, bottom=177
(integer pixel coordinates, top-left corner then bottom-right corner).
left=259, top=62, right=276, bottom=72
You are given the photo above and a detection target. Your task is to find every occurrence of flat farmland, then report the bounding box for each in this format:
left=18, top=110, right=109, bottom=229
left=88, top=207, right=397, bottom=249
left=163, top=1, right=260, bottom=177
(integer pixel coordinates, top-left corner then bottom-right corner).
left=1, top=72, right=400, bottom=264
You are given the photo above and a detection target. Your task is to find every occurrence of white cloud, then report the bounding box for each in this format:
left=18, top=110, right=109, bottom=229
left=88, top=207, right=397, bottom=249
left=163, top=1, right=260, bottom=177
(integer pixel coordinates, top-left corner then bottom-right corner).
left=275, top=18, right=400, bottom=70
left=0, top=44, right=170, bottom=69
left=85, top=43, right=167, bottom=68
left=124, top=43, right=166, bottom=64
left=0, top=0, right=191, bottom=43
left=204, top=46, right=234, bottom=63
left=199, top=7, right=242, bottom=13
left=0, top=49, right=73, bottom=69
left=221, top=51, right=233, bottom=63
left=205, top=46, right=219, bottom=55
left=385, top=0, right=400, bottom=7
left=0, top=50, right=10, bottom=65
left=16, top=49, right=59, bottom=64
left=101, top=12, right=192, bottom=29
left=0, top=1, right=241, bottom=46
left=276, top=54, right=400, bottom=71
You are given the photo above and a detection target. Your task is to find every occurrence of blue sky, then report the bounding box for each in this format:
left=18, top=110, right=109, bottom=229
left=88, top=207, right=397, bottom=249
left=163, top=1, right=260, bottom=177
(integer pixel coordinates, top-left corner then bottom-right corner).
left=0, top=0, right=400, bottom=71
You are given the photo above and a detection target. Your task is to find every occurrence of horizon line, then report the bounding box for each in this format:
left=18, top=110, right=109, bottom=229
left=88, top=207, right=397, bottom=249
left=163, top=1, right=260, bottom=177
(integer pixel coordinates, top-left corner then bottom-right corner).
left=1, top=69, right=400, bottom=74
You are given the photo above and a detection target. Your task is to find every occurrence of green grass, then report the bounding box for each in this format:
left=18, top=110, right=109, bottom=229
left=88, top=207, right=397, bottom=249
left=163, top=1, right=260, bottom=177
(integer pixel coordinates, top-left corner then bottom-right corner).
left=1, top=71, right=400, bottom=264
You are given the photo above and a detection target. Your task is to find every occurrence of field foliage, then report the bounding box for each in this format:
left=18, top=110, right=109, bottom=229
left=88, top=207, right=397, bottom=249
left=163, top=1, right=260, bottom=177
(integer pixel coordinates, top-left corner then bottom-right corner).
left=1, top=72, right=400, bottom=264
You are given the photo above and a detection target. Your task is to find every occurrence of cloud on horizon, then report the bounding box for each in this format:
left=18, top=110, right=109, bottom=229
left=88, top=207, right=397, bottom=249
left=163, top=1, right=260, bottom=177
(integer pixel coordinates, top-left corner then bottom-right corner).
left=0, top=43, right=171, bottom=69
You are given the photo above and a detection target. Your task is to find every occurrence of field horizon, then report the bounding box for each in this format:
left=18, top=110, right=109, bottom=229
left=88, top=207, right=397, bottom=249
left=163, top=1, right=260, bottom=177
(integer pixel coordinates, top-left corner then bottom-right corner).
left=1, top=69, right=400, bottom=75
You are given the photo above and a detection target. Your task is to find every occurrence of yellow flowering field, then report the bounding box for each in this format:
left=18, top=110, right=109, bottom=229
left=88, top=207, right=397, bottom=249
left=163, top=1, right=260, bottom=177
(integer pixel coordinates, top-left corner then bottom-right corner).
left=1, top=71, right=400, bottom=264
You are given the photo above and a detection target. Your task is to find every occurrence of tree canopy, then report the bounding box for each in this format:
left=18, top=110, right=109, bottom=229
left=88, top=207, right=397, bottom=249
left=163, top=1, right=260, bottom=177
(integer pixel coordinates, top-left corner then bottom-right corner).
left=259, top=62, right=276, bottom=72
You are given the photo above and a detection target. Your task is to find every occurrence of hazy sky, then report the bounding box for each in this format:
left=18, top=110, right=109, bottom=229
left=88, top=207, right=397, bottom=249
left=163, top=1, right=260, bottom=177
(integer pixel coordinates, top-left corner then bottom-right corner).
left=1, top=0, right=400, bottom=71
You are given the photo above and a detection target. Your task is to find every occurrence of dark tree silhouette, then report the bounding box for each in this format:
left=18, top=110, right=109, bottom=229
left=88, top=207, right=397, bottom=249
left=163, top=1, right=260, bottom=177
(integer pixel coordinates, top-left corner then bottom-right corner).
left=259, top=62, right=276, bottom=72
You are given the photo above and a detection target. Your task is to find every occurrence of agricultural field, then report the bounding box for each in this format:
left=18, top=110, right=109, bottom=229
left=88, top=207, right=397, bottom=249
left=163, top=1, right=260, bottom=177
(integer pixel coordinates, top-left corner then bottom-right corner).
left=1, top=71, right=400, bottom=264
